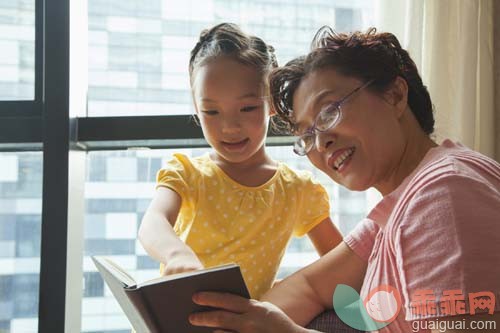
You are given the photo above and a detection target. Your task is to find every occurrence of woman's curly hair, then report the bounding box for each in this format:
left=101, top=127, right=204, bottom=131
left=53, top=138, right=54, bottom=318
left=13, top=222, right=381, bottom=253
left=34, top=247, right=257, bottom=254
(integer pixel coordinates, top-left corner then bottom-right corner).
left=269, top=27, right=434, bottom=135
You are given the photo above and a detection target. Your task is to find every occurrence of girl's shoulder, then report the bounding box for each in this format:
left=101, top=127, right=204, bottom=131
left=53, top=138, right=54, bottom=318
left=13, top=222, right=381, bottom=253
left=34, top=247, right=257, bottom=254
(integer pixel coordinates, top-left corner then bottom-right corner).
left=277, top=162, right=321, bottom=185
left=160, top=152, right=215, bottom=178
left=166, top=152, right=209, bottom=167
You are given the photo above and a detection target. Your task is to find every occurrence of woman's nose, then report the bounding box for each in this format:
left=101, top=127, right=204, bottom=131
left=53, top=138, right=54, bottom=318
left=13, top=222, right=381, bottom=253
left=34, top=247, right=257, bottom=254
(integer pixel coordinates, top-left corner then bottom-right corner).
left=315, top=131, right=336, bottom=152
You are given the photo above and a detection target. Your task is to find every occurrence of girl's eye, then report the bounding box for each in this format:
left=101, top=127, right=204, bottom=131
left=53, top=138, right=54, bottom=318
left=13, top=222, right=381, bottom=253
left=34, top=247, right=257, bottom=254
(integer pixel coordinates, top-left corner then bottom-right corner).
left=241, top=106, right=259, bottom=112
left=201, top=110, right=218, bottom=115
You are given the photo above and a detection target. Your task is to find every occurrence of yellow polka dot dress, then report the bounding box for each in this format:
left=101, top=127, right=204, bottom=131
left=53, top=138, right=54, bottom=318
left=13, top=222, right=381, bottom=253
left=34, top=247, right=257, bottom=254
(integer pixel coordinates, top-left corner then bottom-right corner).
left=156, top=153, right=330, bottom=299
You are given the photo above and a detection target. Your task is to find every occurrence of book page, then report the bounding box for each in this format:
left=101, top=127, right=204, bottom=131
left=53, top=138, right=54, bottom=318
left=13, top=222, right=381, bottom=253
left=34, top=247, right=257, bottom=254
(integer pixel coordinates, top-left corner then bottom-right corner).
left=99, top=257, right=137, bottom=287
left=92, top=256, right=151, bottom=332
left=137, top=263, right=238, bottom=288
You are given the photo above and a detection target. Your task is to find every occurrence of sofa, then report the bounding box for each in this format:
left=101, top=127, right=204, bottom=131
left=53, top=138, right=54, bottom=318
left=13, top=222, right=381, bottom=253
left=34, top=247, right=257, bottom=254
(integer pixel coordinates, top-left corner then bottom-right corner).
left=306, top=309, right=363, bottom=333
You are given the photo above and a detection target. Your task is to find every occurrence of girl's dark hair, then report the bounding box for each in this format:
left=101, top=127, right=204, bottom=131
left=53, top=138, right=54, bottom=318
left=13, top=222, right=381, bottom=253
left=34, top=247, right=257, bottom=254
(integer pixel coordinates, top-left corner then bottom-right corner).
left=189, top=23, right=278, bottom=85
left=269, top=27, right=434, bottom=135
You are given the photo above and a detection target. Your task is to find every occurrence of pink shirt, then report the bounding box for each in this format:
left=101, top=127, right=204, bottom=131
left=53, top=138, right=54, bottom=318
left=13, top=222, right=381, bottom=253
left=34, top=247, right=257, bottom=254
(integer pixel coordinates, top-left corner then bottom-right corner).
left=344, top=140, right=500, bottom=332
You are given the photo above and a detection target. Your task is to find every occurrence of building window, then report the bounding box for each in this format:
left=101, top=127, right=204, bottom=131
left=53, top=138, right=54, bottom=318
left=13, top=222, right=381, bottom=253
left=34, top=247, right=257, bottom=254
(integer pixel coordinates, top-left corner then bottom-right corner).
left=0, top=1, right=35, bottom=100
left=0, top=152, right=41, bottom=332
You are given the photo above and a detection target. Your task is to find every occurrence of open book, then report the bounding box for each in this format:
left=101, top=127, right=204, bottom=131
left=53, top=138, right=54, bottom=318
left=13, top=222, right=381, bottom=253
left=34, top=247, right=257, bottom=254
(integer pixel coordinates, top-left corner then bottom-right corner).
left=92, top=256, right=250, bottom=333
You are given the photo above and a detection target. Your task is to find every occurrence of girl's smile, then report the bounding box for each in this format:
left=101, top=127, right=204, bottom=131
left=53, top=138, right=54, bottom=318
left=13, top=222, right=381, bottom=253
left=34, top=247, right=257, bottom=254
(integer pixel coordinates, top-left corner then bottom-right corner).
left=221, top=138, right=250, bottom=153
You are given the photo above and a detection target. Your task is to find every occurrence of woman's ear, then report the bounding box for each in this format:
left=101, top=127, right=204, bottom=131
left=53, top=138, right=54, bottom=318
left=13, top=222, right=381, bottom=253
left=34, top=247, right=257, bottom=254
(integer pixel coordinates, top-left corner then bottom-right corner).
left=385, top=76, right=408, bottom=119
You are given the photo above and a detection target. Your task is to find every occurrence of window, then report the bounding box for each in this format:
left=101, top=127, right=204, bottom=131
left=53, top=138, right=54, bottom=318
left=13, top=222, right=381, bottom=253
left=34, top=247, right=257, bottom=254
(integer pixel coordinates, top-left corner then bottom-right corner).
left=0, top=1, right=381, bottom=332
left=79, top=1, right=377, bottom=331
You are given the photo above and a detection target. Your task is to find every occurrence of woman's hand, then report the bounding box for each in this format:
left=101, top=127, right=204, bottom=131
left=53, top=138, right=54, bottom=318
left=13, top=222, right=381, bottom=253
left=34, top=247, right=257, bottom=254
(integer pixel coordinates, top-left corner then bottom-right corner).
left=161, top=250, right=204, bottom=276
left=189, top=292, right=315, bottom=333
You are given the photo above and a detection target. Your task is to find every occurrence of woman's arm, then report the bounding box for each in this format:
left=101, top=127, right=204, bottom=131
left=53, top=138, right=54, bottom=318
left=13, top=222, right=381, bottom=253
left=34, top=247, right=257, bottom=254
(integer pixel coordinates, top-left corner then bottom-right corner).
left=307, top=217, right=343, bottom=256
left=138, top=187, right=203, bottom=275
left=189, top=242, right=367, bottom=332
left=190, top=292, right=319, bottom=333
left=262, top=242, right=367, bottom=326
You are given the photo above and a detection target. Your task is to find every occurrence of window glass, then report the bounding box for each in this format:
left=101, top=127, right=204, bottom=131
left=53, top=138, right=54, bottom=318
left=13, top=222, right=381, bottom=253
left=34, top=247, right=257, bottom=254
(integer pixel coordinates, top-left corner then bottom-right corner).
left=87, top=0, right=375, bottom=116
left=0, top=153, right=42, bottom=332
left=0, top=1, right=35, bottom=101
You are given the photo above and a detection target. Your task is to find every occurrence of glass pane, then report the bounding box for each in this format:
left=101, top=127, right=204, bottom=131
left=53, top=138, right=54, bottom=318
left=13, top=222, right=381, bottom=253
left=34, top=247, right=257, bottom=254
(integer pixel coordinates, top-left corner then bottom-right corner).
left=0, top=152, right=42, bottom=332
left=81, top=146, right=371, bottom=332
left=87, top=0, right=375, bottom=117
left=0, top=1, right=35, bottom=101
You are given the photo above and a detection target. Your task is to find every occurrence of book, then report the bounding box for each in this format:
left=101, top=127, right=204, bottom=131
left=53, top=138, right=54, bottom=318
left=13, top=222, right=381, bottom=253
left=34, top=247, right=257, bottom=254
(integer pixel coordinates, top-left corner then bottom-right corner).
left=92, top=256, right=250, bottom=333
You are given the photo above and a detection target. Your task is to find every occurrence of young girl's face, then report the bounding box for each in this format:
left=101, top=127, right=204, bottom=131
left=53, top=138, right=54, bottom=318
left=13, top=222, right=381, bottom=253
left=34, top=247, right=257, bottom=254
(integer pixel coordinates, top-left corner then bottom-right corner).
left=192, top=57, right=271, bottom=165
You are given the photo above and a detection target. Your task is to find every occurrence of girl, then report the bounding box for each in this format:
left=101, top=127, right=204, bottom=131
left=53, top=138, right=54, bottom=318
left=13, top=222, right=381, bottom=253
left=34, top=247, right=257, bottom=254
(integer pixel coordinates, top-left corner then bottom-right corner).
left=138, top=23, right=343, bottom=299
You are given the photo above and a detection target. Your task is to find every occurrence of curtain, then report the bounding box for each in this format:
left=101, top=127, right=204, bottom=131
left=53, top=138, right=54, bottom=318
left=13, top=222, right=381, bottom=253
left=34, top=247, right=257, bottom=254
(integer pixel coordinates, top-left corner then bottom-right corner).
left=376, top=0, right=497, bottom=160
left=495, top=0, right=500, bottom=162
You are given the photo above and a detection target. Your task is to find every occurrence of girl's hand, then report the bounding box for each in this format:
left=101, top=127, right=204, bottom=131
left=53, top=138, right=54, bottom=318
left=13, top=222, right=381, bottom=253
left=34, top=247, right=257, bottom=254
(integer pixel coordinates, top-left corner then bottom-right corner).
left=162, top=251, right=204, bottom=276
left=189, top=292, right=313, bottom=333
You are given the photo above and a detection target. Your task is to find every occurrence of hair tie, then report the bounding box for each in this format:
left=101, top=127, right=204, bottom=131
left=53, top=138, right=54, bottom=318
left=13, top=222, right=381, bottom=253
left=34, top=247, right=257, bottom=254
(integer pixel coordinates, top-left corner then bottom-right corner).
left=199, top=30, right=211, bottom=44
left=191, top=30, right=213, bottom=65
left=267, top=44, right=278, bottom=67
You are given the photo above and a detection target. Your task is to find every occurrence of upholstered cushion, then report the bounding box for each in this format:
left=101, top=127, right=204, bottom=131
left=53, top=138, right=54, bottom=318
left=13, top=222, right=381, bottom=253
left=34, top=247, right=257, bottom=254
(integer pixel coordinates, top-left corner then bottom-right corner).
left=306, top=310, right=362, bottom=333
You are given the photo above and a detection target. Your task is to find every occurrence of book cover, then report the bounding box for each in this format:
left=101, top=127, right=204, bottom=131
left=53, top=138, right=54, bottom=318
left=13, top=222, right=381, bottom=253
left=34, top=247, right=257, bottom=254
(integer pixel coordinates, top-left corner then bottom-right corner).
left=92, top=256, right=250, bottom=333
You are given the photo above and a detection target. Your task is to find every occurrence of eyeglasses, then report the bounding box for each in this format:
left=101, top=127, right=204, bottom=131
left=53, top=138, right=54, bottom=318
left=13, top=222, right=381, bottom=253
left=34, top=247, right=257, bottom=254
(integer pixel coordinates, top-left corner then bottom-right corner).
left=292, top=79, right=374, bottom=156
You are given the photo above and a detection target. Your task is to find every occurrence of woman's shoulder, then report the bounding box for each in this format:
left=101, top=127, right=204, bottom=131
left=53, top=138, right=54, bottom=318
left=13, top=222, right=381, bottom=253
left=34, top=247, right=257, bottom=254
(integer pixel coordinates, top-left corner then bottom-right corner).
left=438, top=140, right=499, bottom=170
left=393, top=142, right=500, bottom=227
left=410, top=140, right=499, bottom=191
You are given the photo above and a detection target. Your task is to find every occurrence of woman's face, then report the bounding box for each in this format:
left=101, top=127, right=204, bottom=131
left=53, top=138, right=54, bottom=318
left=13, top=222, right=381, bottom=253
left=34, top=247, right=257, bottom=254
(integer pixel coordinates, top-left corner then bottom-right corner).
left=292, top=68, right=407, bottom=192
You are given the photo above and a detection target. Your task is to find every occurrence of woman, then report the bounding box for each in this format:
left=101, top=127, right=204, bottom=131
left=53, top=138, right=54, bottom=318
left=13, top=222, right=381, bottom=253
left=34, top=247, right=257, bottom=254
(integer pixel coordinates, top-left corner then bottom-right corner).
left=188, top=27, right=500, bottom=333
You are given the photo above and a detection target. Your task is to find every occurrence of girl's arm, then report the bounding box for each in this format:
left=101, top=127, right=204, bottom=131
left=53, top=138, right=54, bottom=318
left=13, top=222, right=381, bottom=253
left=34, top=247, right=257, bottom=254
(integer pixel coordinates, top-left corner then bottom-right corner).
left=273, top=218, right=341, bottom=288
left=138, top=187, right=203, bottom=275
left=261, top=242, right=367, bottom=326
left=307, top=217, right=343, bottom=256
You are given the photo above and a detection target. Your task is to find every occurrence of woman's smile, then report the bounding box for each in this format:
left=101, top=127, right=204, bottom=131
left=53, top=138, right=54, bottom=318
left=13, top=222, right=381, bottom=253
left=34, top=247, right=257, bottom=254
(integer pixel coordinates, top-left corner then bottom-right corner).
left=328, top=147, right=356, bottom=173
